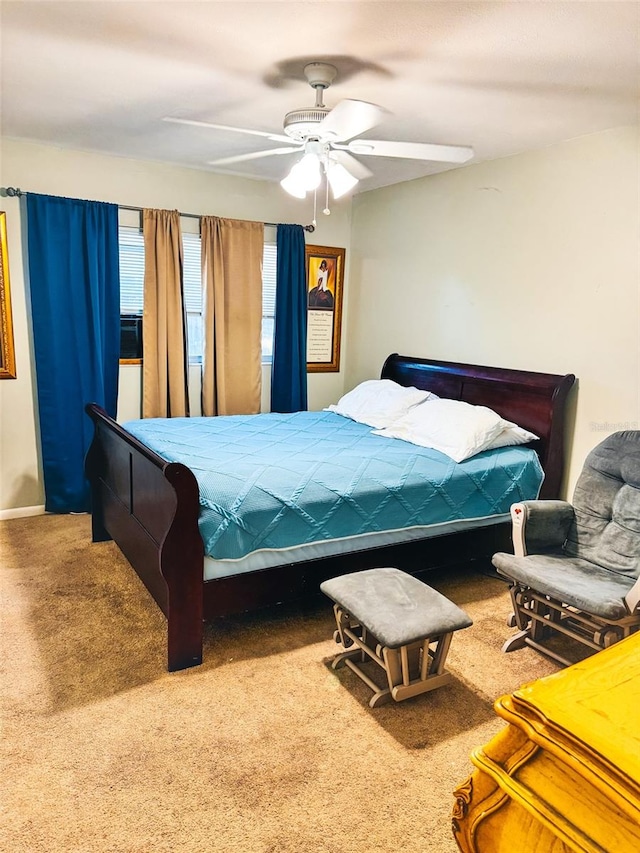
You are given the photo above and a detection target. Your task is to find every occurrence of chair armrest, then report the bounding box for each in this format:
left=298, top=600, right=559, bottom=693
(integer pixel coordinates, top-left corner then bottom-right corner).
left=625, top=577, right=640, bottom=614
left=510, top=500, right=575, bottom=557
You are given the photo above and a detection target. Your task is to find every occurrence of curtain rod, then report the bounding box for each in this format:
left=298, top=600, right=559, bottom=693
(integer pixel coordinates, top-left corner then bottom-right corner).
left=1, top=187, right=316, bottom=232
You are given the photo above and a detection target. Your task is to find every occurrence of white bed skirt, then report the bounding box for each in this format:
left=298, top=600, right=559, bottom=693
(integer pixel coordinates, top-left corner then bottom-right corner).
left=203, top=512, right=509, bottom=581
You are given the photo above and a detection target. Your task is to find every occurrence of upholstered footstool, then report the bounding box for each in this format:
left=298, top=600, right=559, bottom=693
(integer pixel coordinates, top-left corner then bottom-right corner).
left=321, top=568, right=472, bottom=708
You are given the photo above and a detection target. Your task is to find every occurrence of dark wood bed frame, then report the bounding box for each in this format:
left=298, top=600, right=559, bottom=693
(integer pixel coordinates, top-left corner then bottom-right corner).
left=85, top=354, right=575, bottom=671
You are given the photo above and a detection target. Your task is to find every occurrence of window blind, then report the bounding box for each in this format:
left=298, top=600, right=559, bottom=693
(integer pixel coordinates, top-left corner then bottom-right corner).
left=263, top=242, right=277, bottom=318
left=119, top=227, right=144, bottom=314
left=262, top=242, right=276, bottom=362
left=118, top=226, right=277, bottom=361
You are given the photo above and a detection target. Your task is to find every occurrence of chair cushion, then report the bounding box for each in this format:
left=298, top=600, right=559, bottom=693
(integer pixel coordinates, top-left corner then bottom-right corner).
left=565, top=431, right=640, bottom=577
left=492, top=552, right=635, bottom=620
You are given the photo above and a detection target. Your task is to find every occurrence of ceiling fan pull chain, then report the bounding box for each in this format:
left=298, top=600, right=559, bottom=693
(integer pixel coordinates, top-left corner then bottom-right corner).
left=323, top=175, right=330, bottom=216
left=312, top=186, right=317, bottom=227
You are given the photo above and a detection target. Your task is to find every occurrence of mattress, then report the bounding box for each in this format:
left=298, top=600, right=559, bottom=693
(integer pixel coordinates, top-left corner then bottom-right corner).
left=125, top=411, right=543, bottom=578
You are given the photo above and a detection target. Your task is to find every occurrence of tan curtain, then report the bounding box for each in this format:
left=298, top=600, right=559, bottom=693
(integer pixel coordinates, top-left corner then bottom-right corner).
left=201, top=216, right=264, bottom=416
left=142, top=209, right=190, bottom=418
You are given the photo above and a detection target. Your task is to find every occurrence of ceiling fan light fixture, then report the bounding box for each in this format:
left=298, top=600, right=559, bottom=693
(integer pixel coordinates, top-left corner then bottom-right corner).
left=280, top=171, right=307, bottom=198
left=327, top=161, right=359, bottom=199
left=281, top=152, right=322, bottom=197
left=295, top=153, right=322, bottom=190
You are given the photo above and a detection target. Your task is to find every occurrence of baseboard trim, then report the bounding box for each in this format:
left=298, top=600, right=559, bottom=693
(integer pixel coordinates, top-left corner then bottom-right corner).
left=0, top=505, right=46, bottom=521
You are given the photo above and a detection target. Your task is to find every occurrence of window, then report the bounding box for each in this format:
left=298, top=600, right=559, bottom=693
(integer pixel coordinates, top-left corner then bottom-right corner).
left=119, top=226, right=144, bottom=360
left=262, top=242, right=277, bottom=364
left=118, top=223, right=276, bottom=364
left=182, top=231, right=203, bottom=363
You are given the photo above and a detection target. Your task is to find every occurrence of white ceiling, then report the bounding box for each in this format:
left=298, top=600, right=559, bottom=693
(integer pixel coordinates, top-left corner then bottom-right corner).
left=1, top=1, right=639, bottom=193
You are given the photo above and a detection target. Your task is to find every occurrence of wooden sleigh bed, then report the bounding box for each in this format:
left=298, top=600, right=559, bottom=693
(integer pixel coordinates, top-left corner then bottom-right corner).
left=85, top=354, right=576, bottom=671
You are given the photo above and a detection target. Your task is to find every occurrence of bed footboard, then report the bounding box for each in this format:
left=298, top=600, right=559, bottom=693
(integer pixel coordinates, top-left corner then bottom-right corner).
left=85, top=404, right=204, bottom=671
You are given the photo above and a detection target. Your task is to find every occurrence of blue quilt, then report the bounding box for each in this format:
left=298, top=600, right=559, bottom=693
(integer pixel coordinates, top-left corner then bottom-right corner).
left=124, top=411, right=543, bottom=561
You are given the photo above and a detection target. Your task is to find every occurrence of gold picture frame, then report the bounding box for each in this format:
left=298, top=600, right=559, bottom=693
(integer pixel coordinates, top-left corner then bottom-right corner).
left=0, top=212, right=17, bottom=380
left=306, top=244, right=344, bottom=373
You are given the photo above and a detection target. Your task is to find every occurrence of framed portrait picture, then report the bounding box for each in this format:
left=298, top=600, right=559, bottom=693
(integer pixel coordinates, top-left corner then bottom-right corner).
left=306, top=244, right=344, bottom=373
left=0, top=212, right=17, bottom=380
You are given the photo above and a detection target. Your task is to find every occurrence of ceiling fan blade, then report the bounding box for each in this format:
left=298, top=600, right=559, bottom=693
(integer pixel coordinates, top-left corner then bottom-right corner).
left=207, top=147, right=300, bottom=166
left=346, top=139, right=474, bottom=163
left=330, top=150, right=373, bottom=180
left=163, top=116, right=292, bottom=144
left=319, top=99, right=388, bottom=142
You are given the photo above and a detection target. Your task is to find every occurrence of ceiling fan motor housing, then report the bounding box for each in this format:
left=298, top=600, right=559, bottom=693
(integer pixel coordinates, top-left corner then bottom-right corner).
left=283, top=107, right=330, bottom=140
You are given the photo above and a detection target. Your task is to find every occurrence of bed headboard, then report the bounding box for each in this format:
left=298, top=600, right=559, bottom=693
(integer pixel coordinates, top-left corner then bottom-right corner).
left=381, top=354, right=576, bottom=499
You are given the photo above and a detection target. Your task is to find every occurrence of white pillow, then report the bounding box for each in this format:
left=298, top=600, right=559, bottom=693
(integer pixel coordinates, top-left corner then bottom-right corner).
left=486, top=424, right=539, bottom=449
left=372, top=398, right=513, bottom=462
left=325, top=379, right=436, bottom=429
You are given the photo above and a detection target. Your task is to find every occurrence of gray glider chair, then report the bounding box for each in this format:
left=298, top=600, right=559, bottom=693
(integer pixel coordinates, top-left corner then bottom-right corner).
left=493, top=430, right=640, bottom=666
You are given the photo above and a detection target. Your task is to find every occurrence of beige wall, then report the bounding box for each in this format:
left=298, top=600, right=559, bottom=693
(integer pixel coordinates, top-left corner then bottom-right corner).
left=347, top=126, right=639, bottom=496
left=0, top=139, right=352, bottom=512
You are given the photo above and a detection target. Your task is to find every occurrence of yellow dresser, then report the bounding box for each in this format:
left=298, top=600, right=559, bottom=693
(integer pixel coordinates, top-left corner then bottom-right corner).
left=452, top=633, right=640, bottom=852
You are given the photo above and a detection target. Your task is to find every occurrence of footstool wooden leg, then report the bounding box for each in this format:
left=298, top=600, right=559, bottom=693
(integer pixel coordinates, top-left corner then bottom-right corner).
left=431, top=631, right=453, bottom=676
left=333, top=604, right=353, bottom=648
left=420, top=638, right=432, bottom=680
left=383, top=647, right=402, bottom=691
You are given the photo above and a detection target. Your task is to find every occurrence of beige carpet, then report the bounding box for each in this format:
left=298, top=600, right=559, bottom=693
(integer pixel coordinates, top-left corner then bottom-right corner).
left=1, top=514, right=570, bottom=853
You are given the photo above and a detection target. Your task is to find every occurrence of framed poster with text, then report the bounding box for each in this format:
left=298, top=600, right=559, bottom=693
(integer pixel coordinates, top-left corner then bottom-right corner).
left=306, top=244, right=344, bottom=373
left=0, top=212, right=17, bottom=380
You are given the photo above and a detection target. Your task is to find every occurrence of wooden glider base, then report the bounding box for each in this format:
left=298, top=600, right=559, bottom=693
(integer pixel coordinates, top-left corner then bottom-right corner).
left=502, top=582, right=640, bottom=667
left=330, top=603, right=457, bottom=708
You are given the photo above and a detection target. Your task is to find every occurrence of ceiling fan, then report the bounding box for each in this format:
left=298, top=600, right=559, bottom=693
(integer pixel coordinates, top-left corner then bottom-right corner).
left=164, top=62, right=474, bottom=203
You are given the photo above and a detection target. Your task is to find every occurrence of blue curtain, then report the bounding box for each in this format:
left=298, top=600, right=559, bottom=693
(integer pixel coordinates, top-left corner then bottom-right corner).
left=271, top=224, right=308, bottom=413
left=26, top=193, right=120, bottom=513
